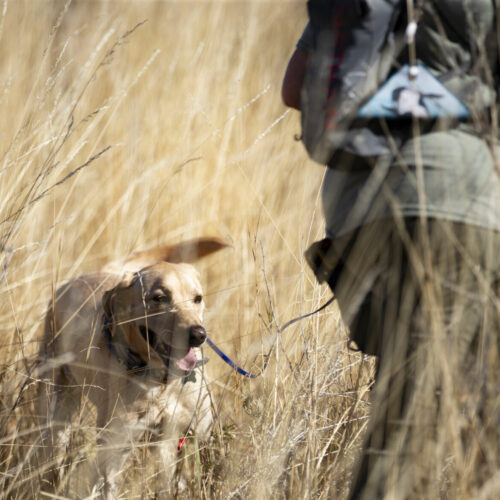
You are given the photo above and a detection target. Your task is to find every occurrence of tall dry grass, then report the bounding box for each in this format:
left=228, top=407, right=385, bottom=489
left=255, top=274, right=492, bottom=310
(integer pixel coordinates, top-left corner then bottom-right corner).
left=0, top=1, right=370, bottom=497
left=0, top=1, right=498, bottom=499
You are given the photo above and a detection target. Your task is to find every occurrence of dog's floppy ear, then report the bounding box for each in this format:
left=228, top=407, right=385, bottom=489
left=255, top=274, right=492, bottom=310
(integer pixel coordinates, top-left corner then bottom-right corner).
left=128, top=237, right=231, bottom=264
left=102, top=272, right=137, bottom=321
left=165, top=237, right=231, bottom=263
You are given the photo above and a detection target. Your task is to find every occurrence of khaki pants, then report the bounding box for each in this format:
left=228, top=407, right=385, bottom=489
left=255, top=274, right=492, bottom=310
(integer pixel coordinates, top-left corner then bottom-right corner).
left=307, top=218, right=500, bottom=498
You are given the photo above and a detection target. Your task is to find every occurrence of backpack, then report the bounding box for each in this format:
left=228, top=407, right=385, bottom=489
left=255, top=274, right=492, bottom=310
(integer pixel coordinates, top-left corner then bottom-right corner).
left=300, top=0, right=404, bottom=165
left=300, top=0, right=496, bottom=166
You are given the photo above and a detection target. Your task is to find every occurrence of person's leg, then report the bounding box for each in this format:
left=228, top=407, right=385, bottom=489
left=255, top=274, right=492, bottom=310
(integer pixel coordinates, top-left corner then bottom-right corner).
left=339, top=219, right=418, bottom=499
left=307, top=218, right=500, bottom=498
left=307, top=218, right=416, bottom=497
left=347, top=220, right=500, bottom=499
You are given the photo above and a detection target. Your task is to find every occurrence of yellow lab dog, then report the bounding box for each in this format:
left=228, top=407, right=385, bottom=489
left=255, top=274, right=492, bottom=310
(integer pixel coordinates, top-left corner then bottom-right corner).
left=39, top=238, right=228, bottom=498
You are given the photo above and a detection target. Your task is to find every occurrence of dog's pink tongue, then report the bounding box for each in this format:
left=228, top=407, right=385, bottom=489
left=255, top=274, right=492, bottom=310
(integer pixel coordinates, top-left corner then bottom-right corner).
left=175, top=348, right=197, bottom=371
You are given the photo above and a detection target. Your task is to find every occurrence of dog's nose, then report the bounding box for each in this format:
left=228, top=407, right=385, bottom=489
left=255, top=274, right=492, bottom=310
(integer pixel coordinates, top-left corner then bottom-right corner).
left=189, top=325, right=207, bottom=347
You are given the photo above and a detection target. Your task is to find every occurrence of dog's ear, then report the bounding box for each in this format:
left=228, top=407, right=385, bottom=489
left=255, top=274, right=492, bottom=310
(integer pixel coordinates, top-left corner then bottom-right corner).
left=128, top=237, right=231, bottom=265
left=165, top=237, right=231, bottom=263
left=102, top=272, right=137, bottom=321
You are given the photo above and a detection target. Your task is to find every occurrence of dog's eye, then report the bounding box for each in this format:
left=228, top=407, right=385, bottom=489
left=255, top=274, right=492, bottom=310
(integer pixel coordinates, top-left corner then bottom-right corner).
left=194, top=295, right=203, bottom=304
left=151, top=291, right=171, bottom=304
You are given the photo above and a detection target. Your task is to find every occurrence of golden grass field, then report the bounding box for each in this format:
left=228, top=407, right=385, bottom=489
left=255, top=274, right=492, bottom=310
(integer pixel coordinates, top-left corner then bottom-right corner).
left=0, top=1, right=498, bottom=499
left=0, top=1, right=371, bottom=497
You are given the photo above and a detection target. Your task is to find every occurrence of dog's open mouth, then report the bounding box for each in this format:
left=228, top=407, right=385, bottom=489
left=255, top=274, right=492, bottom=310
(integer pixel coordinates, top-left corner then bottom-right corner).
left=139, top=325, right=197, bottom=372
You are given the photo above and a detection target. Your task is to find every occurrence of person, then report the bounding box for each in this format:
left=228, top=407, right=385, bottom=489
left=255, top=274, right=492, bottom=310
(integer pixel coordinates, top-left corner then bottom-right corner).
left=282, top=2, right=500, bottom=498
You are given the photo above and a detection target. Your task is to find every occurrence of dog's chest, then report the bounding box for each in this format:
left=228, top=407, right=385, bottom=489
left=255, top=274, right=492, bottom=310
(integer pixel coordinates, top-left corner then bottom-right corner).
left=131, top=379, right=193, bottom=426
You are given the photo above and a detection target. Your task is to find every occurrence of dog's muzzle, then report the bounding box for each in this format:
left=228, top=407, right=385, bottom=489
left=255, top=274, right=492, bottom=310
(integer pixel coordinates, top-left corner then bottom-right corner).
left=138, top=324, right=205, bottom=374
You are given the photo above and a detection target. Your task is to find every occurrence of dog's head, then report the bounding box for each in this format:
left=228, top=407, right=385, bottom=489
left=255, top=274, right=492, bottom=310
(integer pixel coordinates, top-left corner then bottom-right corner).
left=102, top=262, right=209, bottom=379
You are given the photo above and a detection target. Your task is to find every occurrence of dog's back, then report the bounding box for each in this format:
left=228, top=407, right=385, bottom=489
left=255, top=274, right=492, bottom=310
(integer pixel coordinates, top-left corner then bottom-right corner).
left=44, top=272, right=118, bottom=353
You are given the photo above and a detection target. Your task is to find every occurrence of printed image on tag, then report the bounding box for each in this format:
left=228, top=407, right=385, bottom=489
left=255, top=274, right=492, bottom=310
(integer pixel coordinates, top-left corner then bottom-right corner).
left=357, top=64, right=471, bottom=119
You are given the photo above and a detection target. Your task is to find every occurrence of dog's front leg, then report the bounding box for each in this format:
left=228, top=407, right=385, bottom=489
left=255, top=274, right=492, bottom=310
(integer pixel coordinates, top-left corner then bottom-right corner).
left=93, top=412, right=137, bottom=500
left=37, top=367, right=80, bottom=495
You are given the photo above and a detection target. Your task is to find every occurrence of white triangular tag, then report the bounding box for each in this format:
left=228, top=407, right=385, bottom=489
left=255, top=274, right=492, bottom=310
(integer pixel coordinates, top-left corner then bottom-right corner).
left=357, top=64, right=471, bottom=119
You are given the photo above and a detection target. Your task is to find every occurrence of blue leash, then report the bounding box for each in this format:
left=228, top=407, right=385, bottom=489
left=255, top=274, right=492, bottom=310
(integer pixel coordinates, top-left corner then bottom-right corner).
left=205, top=295, right=335, bottom=378
left=205, top=337, right=258, bottom=378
